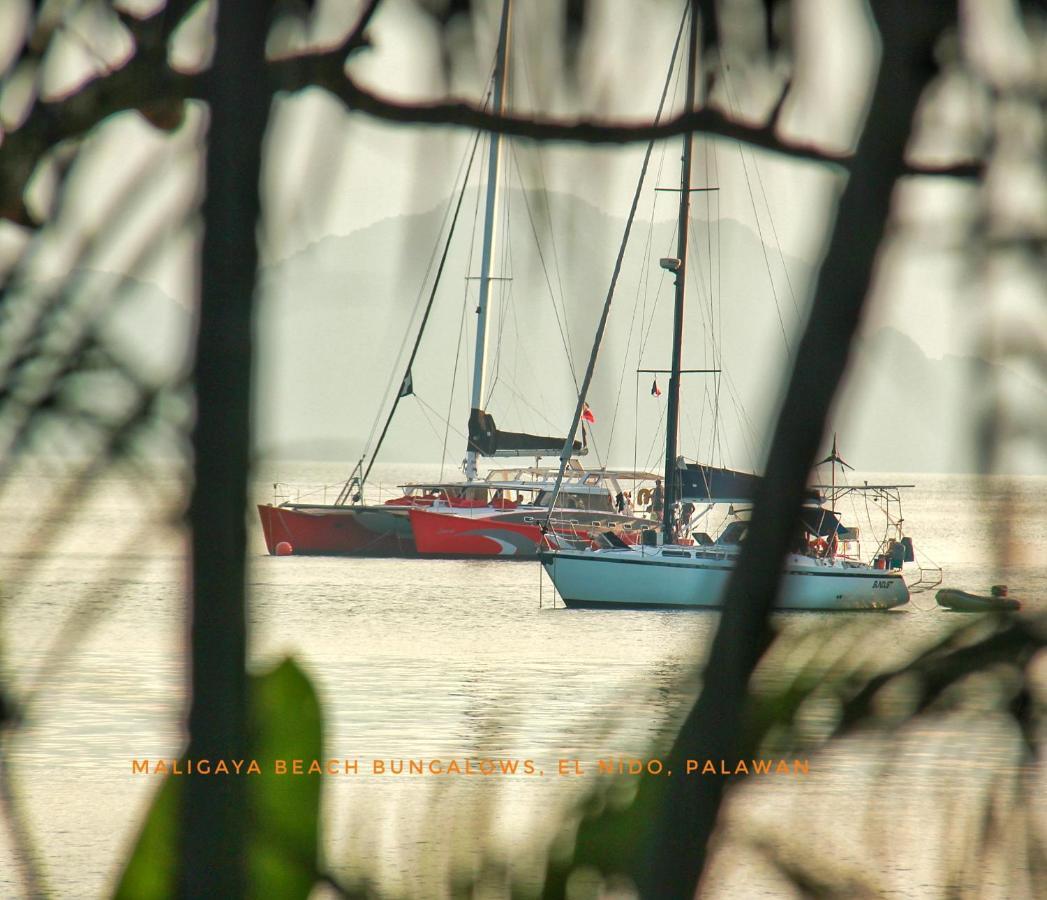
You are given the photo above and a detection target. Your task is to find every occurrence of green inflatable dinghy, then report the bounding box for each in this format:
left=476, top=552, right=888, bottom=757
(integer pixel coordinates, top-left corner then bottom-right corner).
left=936, top=586, right=1021, bottom=612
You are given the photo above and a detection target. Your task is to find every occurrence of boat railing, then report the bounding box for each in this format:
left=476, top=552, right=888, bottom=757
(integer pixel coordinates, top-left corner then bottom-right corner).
left=272, top=482, right=345, bottom=505
left=906, top=566, right=944, bottom=594
left=272, top=480, right=405, bottom=507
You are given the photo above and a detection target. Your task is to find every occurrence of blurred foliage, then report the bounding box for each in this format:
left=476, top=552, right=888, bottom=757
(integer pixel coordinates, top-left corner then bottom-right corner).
left=114, top=657, right=324, bottom=900
left=526, top=612, right=1047, bottom=899
left=0, top=0, right=1045, bottom=899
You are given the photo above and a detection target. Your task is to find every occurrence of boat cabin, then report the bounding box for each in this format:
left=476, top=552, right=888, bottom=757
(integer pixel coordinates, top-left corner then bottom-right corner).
left=386, top=465, right=662, bottom=515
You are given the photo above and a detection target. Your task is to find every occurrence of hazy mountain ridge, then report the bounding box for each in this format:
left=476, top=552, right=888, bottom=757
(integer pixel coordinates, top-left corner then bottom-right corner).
left=836, top=326, right=1047, bottom=474
left=253, top=185, right=813, bottom=470
left=27, top=187, right=1043, bottom=475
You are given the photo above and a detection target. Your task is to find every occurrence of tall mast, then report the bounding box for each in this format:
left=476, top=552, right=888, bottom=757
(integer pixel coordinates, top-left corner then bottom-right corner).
left=465, top=0, right=512, bottom=481
left=662, top=3, right=700, bottom=540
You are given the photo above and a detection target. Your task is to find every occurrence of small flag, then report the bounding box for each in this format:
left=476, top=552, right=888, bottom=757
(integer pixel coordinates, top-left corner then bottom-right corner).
left=651, top=378, right=662, bottom=397
left=399, top=370, right=414, bottom=398
left=581, top=403, right=596, bottom=424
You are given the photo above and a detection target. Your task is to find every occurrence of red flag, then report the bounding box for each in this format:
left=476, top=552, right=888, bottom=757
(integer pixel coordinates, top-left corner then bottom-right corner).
left=581, top=402, right=596, bottom=423
left=651, top=378, right=662, bottom=397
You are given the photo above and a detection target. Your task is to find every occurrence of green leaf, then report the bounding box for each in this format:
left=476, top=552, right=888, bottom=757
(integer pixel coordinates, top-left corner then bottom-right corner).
left=112, top=657, right=324, bottom=900
left=248, top=657, right=324, bottom=899
left=113, top=775, right=182, bottom=900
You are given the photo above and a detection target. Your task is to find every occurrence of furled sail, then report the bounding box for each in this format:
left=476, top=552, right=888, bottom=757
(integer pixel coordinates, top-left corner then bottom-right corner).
left=468, top=408, right=586, bottom=458
left=680, top=464, right=761, bottom=501
left=681, top=463, right=824, bottom=505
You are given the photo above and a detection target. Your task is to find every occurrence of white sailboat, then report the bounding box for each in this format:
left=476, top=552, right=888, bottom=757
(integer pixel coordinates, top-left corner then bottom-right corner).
left=539, top=5, right=912, bottom=611
left=543, top=544, right=910, bottom=611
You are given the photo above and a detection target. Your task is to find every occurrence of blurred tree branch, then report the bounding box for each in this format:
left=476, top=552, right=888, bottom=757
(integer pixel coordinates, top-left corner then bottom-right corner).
left=633, top=2, right=960, bottom=897
left=1, top=0, right=986, bottom=229
left=275, top=53, right=846, bottom=164
left=0, top=0, right=1026, bottom=897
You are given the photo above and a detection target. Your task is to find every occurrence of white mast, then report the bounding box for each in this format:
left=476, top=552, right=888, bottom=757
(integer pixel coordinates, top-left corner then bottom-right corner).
left=465, top=0, right=512, bottom=481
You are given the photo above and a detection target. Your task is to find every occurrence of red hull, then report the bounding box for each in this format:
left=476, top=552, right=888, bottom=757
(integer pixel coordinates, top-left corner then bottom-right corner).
left=407, top=505, right=649, bottom=557
left=257, top=504, right=416, bottom=556
left=409, top=507, right=548, bottom=557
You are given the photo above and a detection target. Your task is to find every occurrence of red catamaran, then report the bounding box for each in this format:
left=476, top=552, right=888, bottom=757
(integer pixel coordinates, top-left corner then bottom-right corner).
left=258, top=464, right=662, bottom=559
left=258, top=0, right=661, bottom=558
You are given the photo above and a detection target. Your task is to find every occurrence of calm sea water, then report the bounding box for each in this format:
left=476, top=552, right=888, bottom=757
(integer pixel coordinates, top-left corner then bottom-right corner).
left=2, top=463, right=1044, bottom=898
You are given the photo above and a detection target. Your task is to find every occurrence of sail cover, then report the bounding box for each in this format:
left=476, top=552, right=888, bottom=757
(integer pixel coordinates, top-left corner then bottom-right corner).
left=468, top=408, right=586, bottom=458
left=680, top=464, right=761, bottom=501
left=681, top=464, right=824, bottom=505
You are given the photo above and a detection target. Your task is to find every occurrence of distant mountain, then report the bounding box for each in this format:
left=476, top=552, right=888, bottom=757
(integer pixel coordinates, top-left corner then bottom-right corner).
left=31, top=192, right=1043, bottom=475
left=253, top=185, right=812, bottom=470
left=834, top=326, right=1047, bottom=474
left=8, top=270, right=191, bottom=384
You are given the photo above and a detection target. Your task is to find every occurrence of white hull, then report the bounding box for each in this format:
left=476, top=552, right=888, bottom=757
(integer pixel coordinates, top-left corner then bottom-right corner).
left=541, top=546, right=909, bottom=611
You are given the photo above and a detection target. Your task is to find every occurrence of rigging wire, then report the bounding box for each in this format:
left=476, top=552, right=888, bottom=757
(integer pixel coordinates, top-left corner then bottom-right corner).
left=618, top=59, right=682, bottom=470
left=629, top=217, right=680, bottom=475
left=638, top=218, right=679, bottom=359
left=483, top=163, right=513, bottom=410
left=415, top=392, right=469, bottom=444
left=489, top=148, right=600, bottom=462
left=750, top=141, right=801, bottom=320
left=486, top=12, right=608, bottom=467
left=341, top=51, right=498, bottom=494
left=441, top=153, right=489, bottom=477
left=544, top=1, right=691, bottom=521
left=515, top=21, right=578, bottom=378
left=705, top=136, right=725, bottom=465
left=413, top=393, right=453, bottom=447
left=342, top=128, right=485, bottom=500
left=686, top=222, right=726, bottom=463
left=718, top=66, right=793, bottom=355
left=508, top=143, right=580, bottom=392
left=348, top=130, right=479, bottom=481
left=643, top=401, right=669, bottom=473
left=720, top=64, right=801, bottom=323
left=440, top=254, right=474, bottom=479
left=720, top=370, right=760, bottom=471
left=633, top=369, right=640, bottom=474
left=497, top=378, right=575, bottom=436
left=544, top=0, right=689, bottom=521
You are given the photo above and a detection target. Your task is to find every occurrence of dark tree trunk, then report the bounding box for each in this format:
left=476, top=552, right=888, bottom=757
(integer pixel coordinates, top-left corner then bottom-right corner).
left=180, top=3, right=270, bottom=897
left=638, top=3, right=957, bottom=897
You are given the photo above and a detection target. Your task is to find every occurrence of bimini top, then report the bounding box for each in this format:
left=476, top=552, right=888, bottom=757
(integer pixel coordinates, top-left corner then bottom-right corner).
left=799, top=506, right=843, bottom=538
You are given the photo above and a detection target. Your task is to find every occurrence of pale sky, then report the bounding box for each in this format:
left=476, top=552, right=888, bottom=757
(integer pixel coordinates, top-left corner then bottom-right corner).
left=6, top=0, right=963, bottom=364
left=4, top=0, right=1041, bottom=471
